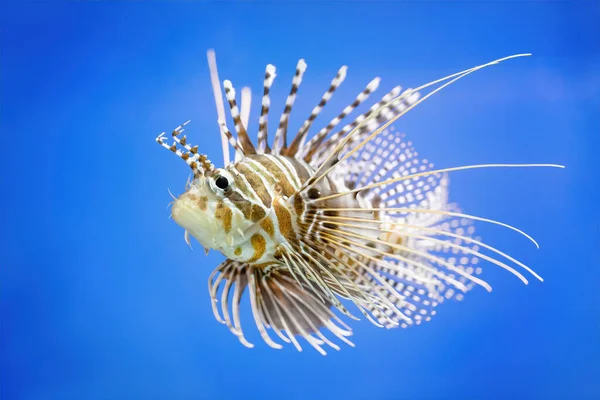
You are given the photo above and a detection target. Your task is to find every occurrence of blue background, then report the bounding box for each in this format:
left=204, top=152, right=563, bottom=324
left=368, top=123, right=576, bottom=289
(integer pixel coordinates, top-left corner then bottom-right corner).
left=2, top=2, right=599, bottom=399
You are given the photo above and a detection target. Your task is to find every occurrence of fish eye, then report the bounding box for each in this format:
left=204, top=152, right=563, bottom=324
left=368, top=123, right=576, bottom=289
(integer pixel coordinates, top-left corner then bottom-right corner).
left=215, top=175, right=229, bottom=190
left=209, top=169, right=235, bottom=197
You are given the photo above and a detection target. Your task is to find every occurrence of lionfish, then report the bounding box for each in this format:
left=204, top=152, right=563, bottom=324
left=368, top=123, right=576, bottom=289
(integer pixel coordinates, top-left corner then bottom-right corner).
left=156, top=50, right=562, bottom=354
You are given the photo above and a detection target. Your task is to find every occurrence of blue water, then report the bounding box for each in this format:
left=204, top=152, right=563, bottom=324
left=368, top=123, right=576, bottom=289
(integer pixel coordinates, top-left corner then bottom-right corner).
left=2, top=2, right=599, bottom=399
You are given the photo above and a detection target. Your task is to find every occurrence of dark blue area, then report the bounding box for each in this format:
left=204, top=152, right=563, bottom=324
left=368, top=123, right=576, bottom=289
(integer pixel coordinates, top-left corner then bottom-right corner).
left=1, top=2, right=599, bottom=399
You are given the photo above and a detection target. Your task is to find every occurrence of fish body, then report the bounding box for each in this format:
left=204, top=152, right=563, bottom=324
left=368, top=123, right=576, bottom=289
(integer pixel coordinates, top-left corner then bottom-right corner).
left=156, top=51, right=562, bottom=354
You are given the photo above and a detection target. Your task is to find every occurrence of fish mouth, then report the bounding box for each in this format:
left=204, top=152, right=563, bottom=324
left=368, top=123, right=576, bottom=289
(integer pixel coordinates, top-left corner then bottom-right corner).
left=171, top=197, right=219, bottom=251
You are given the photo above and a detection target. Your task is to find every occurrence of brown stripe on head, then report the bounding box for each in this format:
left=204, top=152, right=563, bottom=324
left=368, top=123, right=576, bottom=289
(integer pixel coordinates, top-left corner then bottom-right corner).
left=227, top=191, right=253, bottom=220
left=287, top=158, right=312, bottom=183
left=250, top=204, right=267, bottom=222
left=235, top=163, right=272, bottom=208
left=215, top=203, right=233, bottom=233
left=248, top=233, right=267, bottom=263
left=198, top=196, right=208, bottom=211
left=251, top=155, right=297, bottom=196
left=274, top=157, right=300, bottom=187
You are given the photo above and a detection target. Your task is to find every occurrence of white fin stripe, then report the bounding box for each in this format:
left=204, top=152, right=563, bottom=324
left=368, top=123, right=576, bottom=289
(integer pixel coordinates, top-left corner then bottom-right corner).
left=273, top=59, right=307, bottom=154
left=272, top=155, right=302, bottom=189
left=258, top=65, right=276, bottom=154
left=287, top=66, right=348, bottom=156
left=301, top=77, right=381, bottom=160
left=240, top=87, right=252, bottom=132
left=224, top=80, right=257, bottom=156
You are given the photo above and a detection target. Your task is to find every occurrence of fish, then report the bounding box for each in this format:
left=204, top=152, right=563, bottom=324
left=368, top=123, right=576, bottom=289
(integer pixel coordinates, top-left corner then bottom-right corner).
left=156, top=50, right=563, bottom=354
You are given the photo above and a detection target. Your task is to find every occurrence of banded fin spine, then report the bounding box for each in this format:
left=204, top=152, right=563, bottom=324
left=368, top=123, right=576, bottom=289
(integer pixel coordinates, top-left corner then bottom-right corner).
left=257, top=64, right=276, bottom=154
left=285, top=65, right=349, bottom=156
left=273, top=59, right=307, bottom=154
left=301, top=76, right=381, bottom=162
left=223, top=80, right=257, bottom=157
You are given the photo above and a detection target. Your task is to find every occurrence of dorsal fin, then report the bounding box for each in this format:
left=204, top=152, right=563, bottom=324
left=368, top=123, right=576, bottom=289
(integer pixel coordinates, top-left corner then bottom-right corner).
left=240, top=87, right=252, bottom=133
left=272, top=59, right=307, bottom=154
left=301, top=77, right=380, bottom=162
left=217, top=119, right=246, bottom=159
left=223, top=80, right=257, bottom=156
left=285, top=66, right=348, bottom=157
left=206, top=50, right=230, bottom=166
left=257, top=64, right=276, bottom=154
left=310, top=86, right=406, bottom=165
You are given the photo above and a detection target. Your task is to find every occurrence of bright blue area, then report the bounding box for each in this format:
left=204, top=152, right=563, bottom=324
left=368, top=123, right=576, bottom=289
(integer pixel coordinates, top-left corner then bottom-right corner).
left=2, top=2, right=599, bottom=399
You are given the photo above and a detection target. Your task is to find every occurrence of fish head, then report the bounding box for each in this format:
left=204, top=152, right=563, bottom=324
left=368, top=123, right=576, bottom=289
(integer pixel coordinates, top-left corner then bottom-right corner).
left=171, top=166, right=266, bottom=261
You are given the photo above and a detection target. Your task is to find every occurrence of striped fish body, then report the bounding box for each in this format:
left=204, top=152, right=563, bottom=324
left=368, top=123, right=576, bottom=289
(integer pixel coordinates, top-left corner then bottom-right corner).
left=158, top=51, right=560, bottom=354
left=173, top=154, right=382, bottom=267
